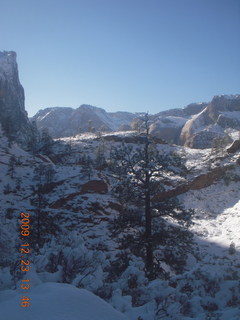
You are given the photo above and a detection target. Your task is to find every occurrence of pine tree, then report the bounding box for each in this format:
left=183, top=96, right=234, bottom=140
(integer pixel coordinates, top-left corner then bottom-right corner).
left=40, top=128, right=52, bottom=154
left=33, top=163, right=46, bottom=185
left=45, top=165, right=56, bottom=184
left=109, top=114, right=193, bottom=278
left=80, top=155, right=94, bottom=181
left=30, top=189, right=60, bottom=251
left=28, top=120, right=39, bottom=153
left=94, top=138, right=107, bottom=170
left=30, top=163, right=59, bottom=250
left=7, top=155, right=16, bottom=178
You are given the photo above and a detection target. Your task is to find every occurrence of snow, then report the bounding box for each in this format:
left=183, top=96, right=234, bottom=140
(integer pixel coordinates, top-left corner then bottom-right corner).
left=1, top=127, right=240, bottom=320
left=215, top=94, right=240, bottom=100
left=33, top=105, right=136, bottom=138
left=156, top=116, right=188, bottom=128
left=0, top=282, right=129, bottom=320
left=183, top=179, right=240, bottom=251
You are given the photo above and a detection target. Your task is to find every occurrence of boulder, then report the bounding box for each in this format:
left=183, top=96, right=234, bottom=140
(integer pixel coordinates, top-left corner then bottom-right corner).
left=81, top=180, right=108, bottom=194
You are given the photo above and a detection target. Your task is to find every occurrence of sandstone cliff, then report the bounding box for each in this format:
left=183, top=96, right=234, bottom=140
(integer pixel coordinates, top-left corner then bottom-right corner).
left=0, top=51, right=35, bottom=148
left=180, top=95, right=240, bottom=148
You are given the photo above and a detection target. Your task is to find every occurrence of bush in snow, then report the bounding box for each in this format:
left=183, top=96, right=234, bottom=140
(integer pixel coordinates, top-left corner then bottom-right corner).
left=0, top=218, right=19, bottom=289
left=113, top=257, right=149, bottom=307
left=3, top=183, right=11, bottom=194
left=228, top=241, right=236, bottom=255
left=0, top=220, right=16, bottom=268
left=44, top=232, right=107, bottom=292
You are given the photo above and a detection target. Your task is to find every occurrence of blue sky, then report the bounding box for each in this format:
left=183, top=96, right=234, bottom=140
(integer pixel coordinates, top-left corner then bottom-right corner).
left=1, top=0, right=240, bottom=116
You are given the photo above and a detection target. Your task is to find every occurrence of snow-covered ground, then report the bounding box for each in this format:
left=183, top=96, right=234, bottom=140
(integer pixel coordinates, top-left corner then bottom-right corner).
left=0, top=282, right=129, bottom=320
left=0, top=132, right=239, bottom=320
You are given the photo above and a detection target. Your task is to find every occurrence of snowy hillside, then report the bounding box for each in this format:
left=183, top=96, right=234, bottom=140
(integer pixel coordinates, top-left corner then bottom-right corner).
left=0, top=283, right=129, bottom=320
left=1, top=127, right=240, bottom=320
left=32, top=105, right=137, bottom=138
left=1, top=49, right=240, bottom=320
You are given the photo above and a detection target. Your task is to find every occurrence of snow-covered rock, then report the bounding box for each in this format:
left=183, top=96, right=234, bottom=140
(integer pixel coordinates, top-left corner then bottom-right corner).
left=32, top=105, right=137, bottom=138
left=149, top=116, right=187, bottom=144
left=180, top=95, right=240, bottom=148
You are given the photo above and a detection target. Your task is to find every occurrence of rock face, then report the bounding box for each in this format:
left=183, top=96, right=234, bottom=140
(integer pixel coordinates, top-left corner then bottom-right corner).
left=154, top=162, right=236, bottom=202
left=32, top=105, right=136, bottom=138
left=148, top=103, right=207, bottom=144
left=32, top=102, right=208, bottom=142
left=149, top=116, right=187, bottom=144
left=81, top=180, right=108, bottom=194
left=0, top=51, right=35, bottom=147
left=180, top=95, right=240, bottom=148
left=31, top=79, right=239, bottom=148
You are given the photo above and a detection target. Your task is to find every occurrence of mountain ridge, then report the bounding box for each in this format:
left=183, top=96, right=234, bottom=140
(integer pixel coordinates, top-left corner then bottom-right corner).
left=32, top=95, right=240, bottom=148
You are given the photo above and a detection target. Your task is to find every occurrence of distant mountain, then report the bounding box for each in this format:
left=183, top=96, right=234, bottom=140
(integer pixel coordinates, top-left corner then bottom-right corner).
left=1, top=51, right=238, bottom=149
left=32, top=97, right=240, bottom=148
left=32, top=105, right=137, bottom=138
left=148, top=102, right=207, bottom=144
left=32, top=102, right=208, bottom=142
left=180, top=95, right=240, bottom=148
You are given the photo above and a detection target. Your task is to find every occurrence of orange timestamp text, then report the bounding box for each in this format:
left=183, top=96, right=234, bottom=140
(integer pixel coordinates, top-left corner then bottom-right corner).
left=20, top=212, right=31, bottom=308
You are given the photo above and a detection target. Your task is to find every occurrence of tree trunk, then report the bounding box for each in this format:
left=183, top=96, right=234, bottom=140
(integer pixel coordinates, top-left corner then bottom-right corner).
left=144, top=121, right=153, bottom=277
left=145, top=182, right=153, bottom=277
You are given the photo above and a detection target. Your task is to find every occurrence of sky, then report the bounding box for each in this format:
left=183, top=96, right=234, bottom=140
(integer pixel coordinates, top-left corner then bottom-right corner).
left=0, top=0, right=240, bottom=117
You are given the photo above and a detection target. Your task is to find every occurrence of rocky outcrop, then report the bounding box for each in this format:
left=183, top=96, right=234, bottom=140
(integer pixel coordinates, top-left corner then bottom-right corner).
left=32, top=93, right=240, bottom=149
left=80, top=180, right=108, bottom=194
left=149, top=117, right=186, bottom=144
left=180, top=95, right=240, bottom=148
left=153, top=163, right=236, bottom=202
left=0, top=51, right=35, bottom=148
left=50, top=180, right=108, bottom=209
left=101, top=134, right=166, bottom=144
left=155, top=103, right=207, bottom=118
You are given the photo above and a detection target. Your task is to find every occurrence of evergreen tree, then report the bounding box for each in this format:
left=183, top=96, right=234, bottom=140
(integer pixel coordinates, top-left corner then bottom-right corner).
left=33, top=163, right=46, bottom=185
left=109, top=114, right=193, bottom=278
left=30, top=163, right=59, bottom=251
left=80, top=154, right=94, bottom=181
left=30, top=187, right=60, bottom=251
left=40, top=128, right=52, bottom=154
left=28, top=120, right=39, bottom=153
left=7, top=155, right=16, bottom=178
left=94, top=138, right=107, bottom=170
left=45, top=165, right=56, bottom=184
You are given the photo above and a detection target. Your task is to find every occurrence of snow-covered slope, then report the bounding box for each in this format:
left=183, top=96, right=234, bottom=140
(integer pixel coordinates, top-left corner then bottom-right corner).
left=0, top=283, right=129, bottom=320
left=1, top=128, right=239, bottom=320
left=32, top=105, right=136, bottom=138
left=1, top=51, right=240, bottom=320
